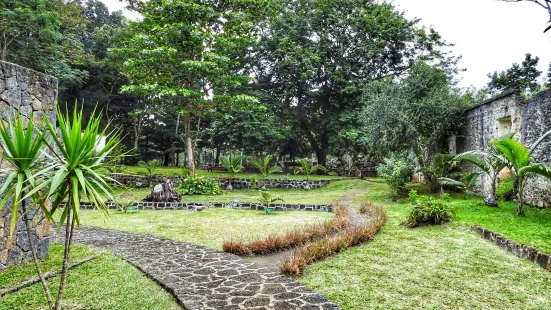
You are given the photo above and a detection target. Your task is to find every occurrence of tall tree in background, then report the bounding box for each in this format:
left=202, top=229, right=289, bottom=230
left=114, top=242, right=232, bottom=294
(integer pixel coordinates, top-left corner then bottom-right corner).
left=487, top=53, right=542, bottom=95
left=0, top=0, right=59, bottom=69
left=252, top=0, right=454, bottom=166
left=499, top=0, right=551, bottom=33
left=361, top=61, right=468, bottom=173
left=112, top=0, right=264, bottom=171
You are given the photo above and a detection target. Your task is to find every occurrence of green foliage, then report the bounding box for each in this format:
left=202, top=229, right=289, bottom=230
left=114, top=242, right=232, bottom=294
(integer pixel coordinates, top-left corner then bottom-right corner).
left=178, top=175, right=222, bottom=196
left=247, top=155, right=282, bottom=180
left=253, top=0, right=453, bottom=165
left=138, top=159, right=161, bottom=178
left=417, top=153, right=462, bottom=193
left=362, top=62, right=467, bottom=168
left=219, top=155, right=246, bottom=180
left=0, top=114, right=47, bottom=233
left=404, top=191, right=455, bottom=228
left=496, top=177, right=515, bottom=201
left=294, top=158, right=327, bottom=181
left=487, top=53, right=542, bottom=95
left=257, top=191, right=284, bottom=207
left=277, top=174, right=291, bottom=184
left=106, top=165, right=127, bottom=175
left=376, top=159, right=413, bottom=197
left=491, top=131, right=551, bottom=215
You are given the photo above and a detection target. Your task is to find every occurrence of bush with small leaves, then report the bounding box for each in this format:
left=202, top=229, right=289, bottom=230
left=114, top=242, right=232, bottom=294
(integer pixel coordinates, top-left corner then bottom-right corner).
left=178, top=175, right=222, bottom=196
left=496, top=177, right=515, bottom=201
left=404, top=190, right=455, bottom=228
left=376, top=159, right=413, bottom=197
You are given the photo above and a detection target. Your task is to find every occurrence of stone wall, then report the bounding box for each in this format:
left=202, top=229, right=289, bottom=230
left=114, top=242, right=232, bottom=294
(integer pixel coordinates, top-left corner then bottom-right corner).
left=454, top=89, right=551, bottom=207
left=77, top=201, right=333, bottom=212
left=111, top=174, right=340, bottom=190
left=0, top=61, right=57, bottom=270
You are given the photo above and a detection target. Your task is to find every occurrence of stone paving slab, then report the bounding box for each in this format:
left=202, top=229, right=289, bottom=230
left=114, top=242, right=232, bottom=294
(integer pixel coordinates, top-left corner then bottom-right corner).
left=60, top=226, right=340, bottom=310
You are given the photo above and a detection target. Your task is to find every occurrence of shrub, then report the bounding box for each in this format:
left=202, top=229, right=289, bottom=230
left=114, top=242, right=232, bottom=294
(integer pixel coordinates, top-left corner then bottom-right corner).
left=376, top=159, right=413, bottom=197
left=223, top=205, right=350, bottom=255
left=178, top=175, right=222, bottom=196
left=496, top=177, right=515, bottom=201
left=280, top=203, right=386, bottom=276
left=403, top=190, right=455, bottom=228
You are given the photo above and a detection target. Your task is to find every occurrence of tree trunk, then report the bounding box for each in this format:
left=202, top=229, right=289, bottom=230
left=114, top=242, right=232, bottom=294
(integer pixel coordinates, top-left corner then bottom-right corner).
left=516, top=183, right=525, bottom=216
left=215, top=146, right=221, bottom=164
left=21, top=198, right=53, bottom=306
left=485, top=174, right=498, bottom=207
left=184, top=112, right=195, bottom=172
left=55, top=205, right=76, bottom=310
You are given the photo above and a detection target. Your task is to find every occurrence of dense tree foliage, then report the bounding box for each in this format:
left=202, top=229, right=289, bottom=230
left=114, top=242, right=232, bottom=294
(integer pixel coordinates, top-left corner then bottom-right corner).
left=361, top=62, right=468, bottom=170
left=487, top=53, right=542, bottom=95
left=111, top=0, right=266, bottom=171
left=250, top=0, right=454, bottom=166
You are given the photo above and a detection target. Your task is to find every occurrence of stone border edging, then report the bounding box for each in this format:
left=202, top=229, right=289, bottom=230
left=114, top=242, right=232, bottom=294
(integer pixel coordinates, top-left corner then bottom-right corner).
left=110, top=173, right=347, bottom=190
left=0, top=254, right=101, bottom=297
left=79, top=201, right=333, bottom=212
left=471, top=225, right=551, bottom=271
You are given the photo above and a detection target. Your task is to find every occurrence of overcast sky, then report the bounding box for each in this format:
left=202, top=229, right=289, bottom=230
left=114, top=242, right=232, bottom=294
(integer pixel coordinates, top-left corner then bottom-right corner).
left=100, top=0, right=551, bottom=89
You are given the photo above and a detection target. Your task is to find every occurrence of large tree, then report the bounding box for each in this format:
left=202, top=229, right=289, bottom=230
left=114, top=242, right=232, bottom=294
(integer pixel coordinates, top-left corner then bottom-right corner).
left=487, top=53, right=542, bottom=95
left=252, top=0, right=452, bottom=166
left=499, top=0, right=551, bottom=33
left=112, top=0, right=264, bottom=171
left=361, top=61, right=468, bottom=176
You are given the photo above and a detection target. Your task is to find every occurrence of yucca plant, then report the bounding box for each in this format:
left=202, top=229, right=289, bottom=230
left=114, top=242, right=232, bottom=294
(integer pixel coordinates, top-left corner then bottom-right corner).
left=39, top=107, right=120, bottom=310
left=491, top=131, right=551, bottom=216
left=294, top=158, right=327, bottom=181
left=219, top=155, right=245, bottom=190
left=0, top=114, right=53, bottom=306
left=138, top=159, right=161, bottom=186
left=438, top=172, right=480, bottom=199
left=247, top=154, right=282, bottom=181
left=417, top=153, right=462, bottom=195
left=258, top=191, right=284, bottom=208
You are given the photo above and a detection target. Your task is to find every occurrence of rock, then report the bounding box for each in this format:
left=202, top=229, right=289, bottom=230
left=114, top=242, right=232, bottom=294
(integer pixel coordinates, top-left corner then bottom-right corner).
left=143, top=179, right=181, bottom=202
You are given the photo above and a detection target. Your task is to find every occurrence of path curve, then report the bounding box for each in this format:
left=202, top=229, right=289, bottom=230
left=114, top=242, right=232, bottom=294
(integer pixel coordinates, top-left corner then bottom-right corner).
left=250, top=190, right=367, bottom=270
left=60, top=226, right=340, bottom=310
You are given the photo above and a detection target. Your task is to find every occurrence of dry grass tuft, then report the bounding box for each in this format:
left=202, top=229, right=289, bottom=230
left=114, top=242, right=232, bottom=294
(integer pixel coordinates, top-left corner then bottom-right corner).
left=223, top=205, right=350, bottom=255
left=280, top=204, right=386, bottom=276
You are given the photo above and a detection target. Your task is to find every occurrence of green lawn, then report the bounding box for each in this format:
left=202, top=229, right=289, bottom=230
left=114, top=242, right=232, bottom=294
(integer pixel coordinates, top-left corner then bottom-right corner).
left=114, top=166, right=348, bottom=180
left=111, top=179, right=370, bottom=205
left=302, top=181, right=551, bottom=309
left=78, top=208, right=334, bottom=250
left=0, top=245, right=179, bottom=310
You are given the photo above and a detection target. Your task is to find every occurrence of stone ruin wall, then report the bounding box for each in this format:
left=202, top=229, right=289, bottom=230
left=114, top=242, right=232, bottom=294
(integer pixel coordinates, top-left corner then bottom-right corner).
left=0, top=61, right=57, bottom=270
left=454, top=89, right=551, bottom=208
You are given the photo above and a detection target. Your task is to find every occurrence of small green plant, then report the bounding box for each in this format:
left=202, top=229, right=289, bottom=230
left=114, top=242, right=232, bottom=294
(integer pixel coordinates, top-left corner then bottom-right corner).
left=106, top=165, right=127, bottom=175
left=248, top=174, right=261, bottom=189
left=258, top=191, right=284, bottom=208
left=294, top=158, right=327, bottom=181
left=220, top=155, right=246, bottom=189
left=247, top=154, right=282, bottom=180
left=496, top=177, right=515, bottom=201
left=376, top=159, right=413, bottom=198
left=138, top=159, right=161, bottom=185
left=438, top=172, right=480, bottom=199
left=178, top=175, right=222, bottom=195
left=404, top=190, right=455, bottom=228
left=277, top=174, right=291, bottom=184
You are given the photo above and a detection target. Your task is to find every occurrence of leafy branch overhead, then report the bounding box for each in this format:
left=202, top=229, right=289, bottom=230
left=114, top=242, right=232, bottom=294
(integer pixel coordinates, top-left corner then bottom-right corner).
left=498, top=0, right=551, bottom=32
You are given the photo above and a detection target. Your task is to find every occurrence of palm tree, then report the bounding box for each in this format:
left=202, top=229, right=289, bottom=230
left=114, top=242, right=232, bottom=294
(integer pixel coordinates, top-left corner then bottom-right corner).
left=40, top=107, right=120, bottom=310
left=138, top=159, right=161, bottom=186
left=293, top=158, right=327, bottom=181
left=453, top=146, right=509, bottom=207
left=491, top=130, right=551, bottom=216
left=0, top=114, right=53, bottom=306
left=219, top=155, right=245, bottom=190
left=417, top=153, right=462, bottom=194
left=247, top=154, right=282, bottom=181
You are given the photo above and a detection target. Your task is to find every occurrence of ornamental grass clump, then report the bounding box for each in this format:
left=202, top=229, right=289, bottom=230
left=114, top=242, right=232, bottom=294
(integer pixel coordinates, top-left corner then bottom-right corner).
left=280, top=203, right=386, bottom=276
left=403, top=190, right=455, bottom=228
left=223, top=205, right=350, bottom=255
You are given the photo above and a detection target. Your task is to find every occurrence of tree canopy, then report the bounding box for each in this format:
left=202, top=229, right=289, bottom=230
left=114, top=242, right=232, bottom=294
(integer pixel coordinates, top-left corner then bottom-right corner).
left=486, top=53, right=542, bottom=95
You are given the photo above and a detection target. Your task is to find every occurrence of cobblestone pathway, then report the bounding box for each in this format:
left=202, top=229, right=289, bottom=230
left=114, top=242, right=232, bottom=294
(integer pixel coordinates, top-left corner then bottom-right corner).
left=63, top=226, right=340, bottom=310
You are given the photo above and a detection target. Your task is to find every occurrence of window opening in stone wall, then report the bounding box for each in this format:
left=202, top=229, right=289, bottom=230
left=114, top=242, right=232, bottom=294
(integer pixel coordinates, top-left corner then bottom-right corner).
left=498, top=117, right=512, bottom=137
